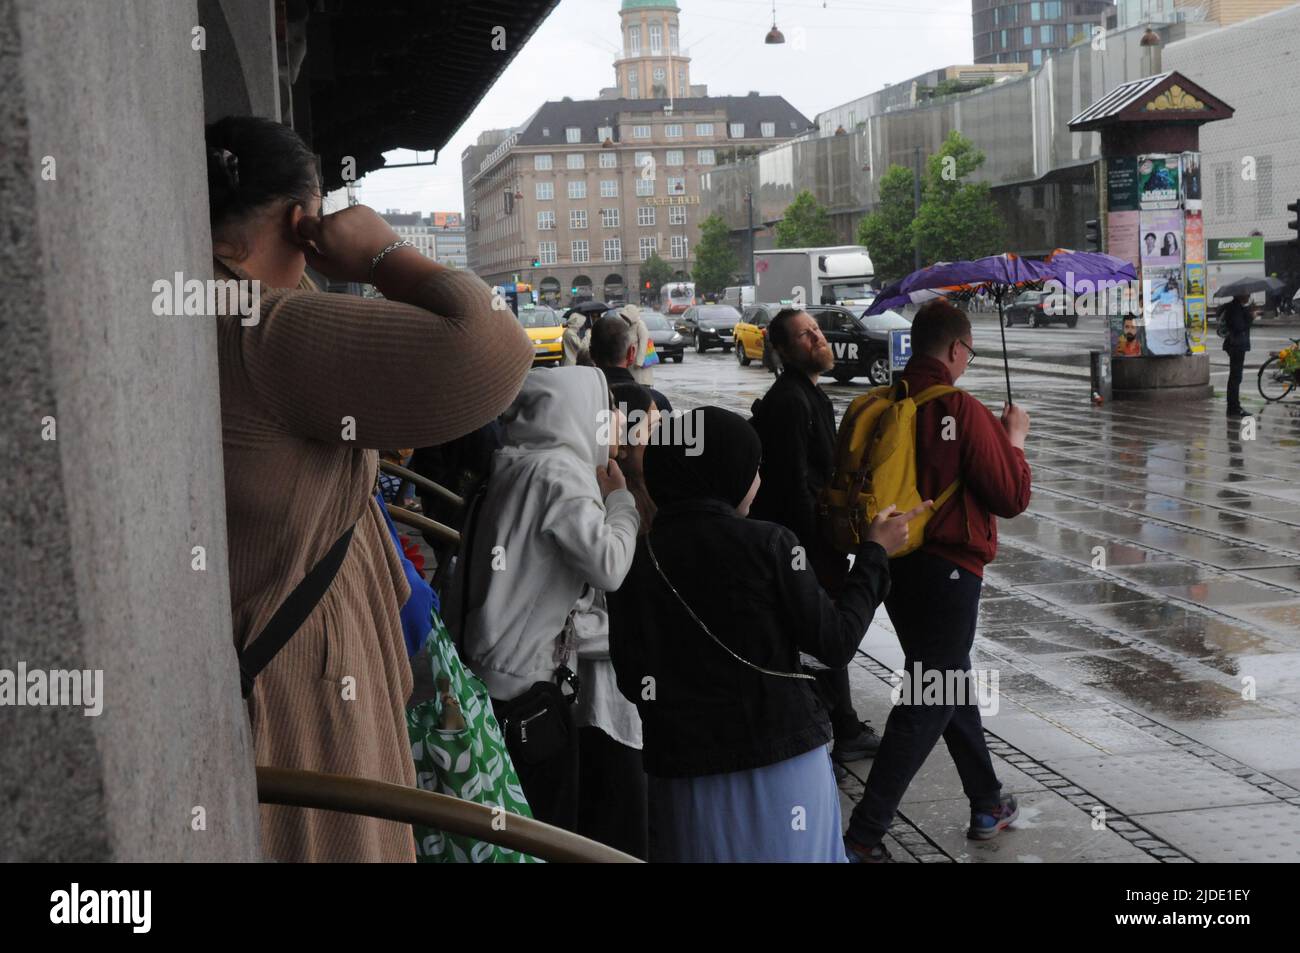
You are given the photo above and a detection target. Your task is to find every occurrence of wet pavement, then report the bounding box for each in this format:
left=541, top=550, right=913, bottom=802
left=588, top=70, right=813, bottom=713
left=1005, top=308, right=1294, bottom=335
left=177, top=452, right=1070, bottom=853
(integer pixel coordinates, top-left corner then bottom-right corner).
left=650, top=327, right=1300, bottom=863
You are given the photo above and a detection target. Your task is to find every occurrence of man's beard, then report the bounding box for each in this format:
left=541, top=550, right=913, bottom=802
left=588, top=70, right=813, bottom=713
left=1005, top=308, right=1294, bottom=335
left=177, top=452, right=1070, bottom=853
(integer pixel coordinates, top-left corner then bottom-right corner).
left=788, top=345, right=835, bottom=375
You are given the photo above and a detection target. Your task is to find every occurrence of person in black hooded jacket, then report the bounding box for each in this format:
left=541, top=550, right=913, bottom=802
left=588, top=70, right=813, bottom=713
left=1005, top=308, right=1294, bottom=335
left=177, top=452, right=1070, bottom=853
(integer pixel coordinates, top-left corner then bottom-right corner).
left=607, top=406, right=926, bottom=862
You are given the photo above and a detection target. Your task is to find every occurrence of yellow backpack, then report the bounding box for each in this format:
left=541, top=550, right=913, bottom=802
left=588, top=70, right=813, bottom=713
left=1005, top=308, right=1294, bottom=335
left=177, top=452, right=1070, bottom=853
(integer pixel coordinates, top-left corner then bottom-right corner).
left=819, top=381, right=962, bottom=557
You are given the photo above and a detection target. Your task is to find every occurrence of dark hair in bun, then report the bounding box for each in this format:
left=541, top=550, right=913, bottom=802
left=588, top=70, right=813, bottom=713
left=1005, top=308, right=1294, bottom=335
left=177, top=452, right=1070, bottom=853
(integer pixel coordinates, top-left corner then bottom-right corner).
left=204, top=115, right=320, bottom=230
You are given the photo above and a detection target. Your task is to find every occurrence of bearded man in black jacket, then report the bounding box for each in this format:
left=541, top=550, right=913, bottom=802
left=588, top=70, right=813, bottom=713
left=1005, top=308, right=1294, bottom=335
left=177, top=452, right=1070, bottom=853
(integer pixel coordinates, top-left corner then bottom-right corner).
left=750, top=308, right=881, bottom=764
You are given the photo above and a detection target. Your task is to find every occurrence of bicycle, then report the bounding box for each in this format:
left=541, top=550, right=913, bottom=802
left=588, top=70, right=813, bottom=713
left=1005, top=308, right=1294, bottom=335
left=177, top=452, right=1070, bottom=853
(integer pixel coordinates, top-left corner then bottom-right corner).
left=1257, top=337, right=1300, bottom=402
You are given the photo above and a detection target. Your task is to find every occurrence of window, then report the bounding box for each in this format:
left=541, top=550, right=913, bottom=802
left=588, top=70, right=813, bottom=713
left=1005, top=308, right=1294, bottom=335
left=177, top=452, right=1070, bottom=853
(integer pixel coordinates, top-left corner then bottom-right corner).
left=628, top=73, right=639, bottom=98
left=537, top=210, right=555, bottom=230
left=649, top=23, right=662, bottom=53
left=1002, top=29, right=1009, bottom=48
left=671, top=235, right=688, bottom=259
left=601, top=208, right=620, bottom=228
left=665, top=124, right=683, bottom=138
left=536, top=182, right=554, bottom=200
left=636, top=177, right=655, bottom=197
left=1032, top=48, right=1043, bottom=66
left=538, top=241, right=557, bottom=265
left=639, top=236, right=658, bottom=260
left=1023, top=26, right=1032, bottom=44
left=1045, top=1, right=1060, bottom=16
left=637, top=206, right=656, bottom=226
left=761, top=121, right=775, bottom=137
left=571, top=240, right=589, bottom=264
left=566, top=127, right=581, bottom=143
left=600, top=179, right=619, bottom=198
left=568, top=180, right=587, bottom=199
left=666, top=150, right=684, bottom=166
left=603, top=238, right=622, bottom=262
left=667, top=176, right=686, bottom=195
left=628, top=25, right=640, bottom=54
left=599, top=152, right=617, bottom=169
left=1040, top=24, right=1052, bottom=43
left=597, top=125, right=613, bottom=142
left=1031, top=2, right=1040, bottom=20
left=729, top=122, right=745, bottom=138
left=669, top=23, right=679, bottom=53
left=697, top=149, right=716, bottom=165
left=541, top=127, right=550, bottom=137
left=1066, top=23, right=1075, bottom=42
left=570, top=209, right=587, bottom=229
left=696, top=122, right=714, bottom=136
left=566, top=153, right=585, bottom=169
left=632, top=125, right=652, bottom=139
left=669, top=205, right=687, bottom=225
left=634, top=151, right=652, bottom=168
left=653, top=67, right=666, bottom=82
left=677, top=67, right=686, bottom=91
left=534, top=154, right=552, bottom=171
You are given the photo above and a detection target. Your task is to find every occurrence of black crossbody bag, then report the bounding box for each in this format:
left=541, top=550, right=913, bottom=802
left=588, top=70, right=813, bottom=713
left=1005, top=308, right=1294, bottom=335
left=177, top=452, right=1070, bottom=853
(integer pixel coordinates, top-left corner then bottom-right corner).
left=458, top=488, right=580, bottom=766
left=237, top=524, right=356, bottom=699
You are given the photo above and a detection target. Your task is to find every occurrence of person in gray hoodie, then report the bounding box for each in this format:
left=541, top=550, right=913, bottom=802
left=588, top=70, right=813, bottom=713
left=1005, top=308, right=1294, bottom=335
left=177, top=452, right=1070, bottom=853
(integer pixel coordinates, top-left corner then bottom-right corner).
left=444, top=366, right=640, bottom=831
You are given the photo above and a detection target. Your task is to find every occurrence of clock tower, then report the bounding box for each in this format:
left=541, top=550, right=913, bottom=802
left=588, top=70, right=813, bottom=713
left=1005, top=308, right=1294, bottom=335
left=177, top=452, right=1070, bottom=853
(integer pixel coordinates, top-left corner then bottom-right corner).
left=615, top=1, right=691, bottom=100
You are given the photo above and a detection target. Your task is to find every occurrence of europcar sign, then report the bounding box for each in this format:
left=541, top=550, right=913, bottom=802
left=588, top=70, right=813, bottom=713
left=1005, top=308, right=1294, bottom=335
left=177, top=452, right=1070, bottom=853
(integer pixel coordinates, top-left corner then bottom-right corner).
left=1207, top=237, right=1265, bottom=262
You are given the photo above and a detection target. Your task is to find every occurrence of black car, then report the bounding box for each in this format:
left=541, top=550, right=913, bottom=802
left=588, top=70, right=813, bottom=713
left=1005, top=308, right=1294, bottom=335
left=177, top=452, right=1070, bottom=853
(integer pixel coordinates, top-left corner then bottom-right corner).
left=638, top=309, right=686, bottom=363
left=679, top=304, right=740, bottom=353
left=809, top=305, right=910, bottom=385
left=1004, top=290, right=1076, bottom=328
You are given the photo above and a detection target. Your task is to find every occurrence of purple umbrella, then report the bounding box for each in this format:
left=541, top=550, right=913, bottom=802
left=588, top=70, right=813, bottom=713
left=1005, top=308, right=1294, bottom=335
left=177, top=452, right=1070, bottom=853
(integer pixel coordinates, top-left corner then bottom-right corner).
left=867, top=250, right=1136, bottom=404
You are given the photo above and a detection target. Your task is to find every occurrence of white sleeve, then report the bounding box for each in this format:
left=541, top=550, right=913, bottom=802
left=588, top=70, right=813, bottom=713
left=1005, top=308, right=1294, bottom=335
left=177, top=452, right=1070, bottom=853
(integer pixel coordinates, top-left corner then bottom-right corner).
left=541, top=488, right=640, bottom=591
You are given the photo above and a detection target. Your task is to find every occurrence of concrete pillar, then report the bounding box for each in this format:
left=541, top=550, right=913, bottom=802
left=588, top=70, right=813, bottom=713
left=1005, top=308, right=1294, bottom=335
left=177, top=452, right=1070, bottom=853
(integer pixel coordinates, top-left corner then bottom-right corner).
left=0, top=0, right=260, bottom=860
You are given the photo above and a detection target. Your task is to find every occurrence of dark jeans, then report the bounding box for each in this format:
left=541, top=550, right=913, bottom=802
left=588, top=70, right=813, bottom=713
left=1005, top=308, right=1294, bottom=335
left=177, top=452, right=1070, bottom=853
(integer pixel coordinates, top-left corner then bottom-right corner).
left=846, top=550, right=1001, bottom=847
left=577, top=725, right=649, bottom=860
left=1226, top=348, right=1246, bottom=410
left=501, top=701, right=580, bottom=833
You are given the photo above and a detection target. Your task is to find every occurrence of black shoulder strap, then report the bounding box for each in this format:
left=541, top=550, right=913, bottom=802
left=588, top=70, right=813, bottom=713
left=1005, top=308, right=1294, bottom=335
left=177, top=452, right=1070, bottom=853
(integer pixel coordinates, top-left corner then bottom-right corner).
left=238, top=524, right=356, bottom=699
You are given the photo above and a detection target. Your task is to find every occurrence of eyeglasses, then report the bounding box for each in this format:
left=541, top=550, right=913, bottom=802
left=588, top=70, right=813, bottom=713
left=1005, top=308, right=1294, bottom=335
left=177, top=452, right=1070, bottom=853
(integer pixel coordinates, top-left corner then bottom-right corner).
left=957, top=339, right=976, bottom=365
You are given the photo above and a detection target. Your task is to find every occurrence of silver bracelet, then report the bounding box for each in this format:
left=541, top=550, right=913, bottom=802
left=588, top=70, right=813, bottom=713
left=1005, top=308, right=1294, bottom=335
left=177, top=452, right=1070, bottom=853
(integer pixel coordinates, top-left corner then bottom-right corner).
left=369, top=239, right=415, bottom=284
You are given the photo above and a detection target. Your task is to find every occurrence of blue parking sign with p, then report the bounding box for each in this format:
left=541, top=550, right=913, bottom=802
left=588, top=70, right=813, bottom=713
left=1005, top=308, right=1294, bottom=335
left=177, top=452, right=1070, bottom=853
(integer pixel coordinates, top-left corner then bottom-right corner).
left=889, top=329, right=911, bottom=371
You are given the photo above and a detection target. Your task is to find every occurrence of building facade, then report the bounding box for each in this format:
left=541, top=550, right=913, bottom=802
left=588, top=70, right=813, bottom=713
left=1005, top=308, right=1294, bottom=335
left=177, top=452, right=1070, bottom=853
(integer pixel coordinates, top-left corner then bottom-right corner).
left=973, top=0, right=1116, bottom=66
left=378, top=210, right=468, bottom=268
left=463, top=2, right=811, bottom=304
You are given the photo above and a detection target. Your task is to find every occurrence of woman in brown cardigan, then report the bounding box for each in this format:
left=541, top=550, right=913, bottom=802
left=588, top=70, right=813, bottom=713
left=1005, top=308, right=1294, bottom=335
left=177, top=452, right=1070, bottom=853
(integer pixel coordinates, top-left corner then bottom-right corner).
left=206, top=116, right=532, bottom=861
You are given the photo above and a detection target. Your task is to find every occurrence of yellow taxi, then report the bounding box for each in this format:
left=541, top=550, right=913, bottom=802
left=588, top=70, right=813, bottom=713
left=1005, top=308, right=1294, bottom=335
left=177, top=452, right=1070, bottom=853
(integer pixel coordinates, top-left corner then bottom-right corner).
left=518, top=303, right=565, bottom=366
left=733, top=301, right=786, bottom=372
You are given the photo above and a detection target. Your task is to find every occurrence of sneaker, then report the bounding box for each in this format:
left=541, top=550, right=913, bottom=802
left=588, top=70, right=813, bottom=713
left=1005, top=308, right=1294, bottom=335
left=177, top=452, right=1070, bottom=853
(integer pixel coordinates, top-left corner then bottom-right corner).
left=832, top=722, right=881, bottom=762
left=844, top=837, right=893, bottom=863
left=968, top=794, right=1019, bottom=840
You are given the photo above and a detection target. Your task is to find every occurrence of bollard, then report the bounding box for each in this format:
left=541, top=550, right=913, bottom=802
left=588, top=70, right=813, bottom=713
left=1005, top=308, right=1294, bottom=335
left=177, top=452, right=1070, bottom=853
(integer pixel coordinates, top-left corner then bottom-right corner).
left=1090, top=349, right=1112, bottom=405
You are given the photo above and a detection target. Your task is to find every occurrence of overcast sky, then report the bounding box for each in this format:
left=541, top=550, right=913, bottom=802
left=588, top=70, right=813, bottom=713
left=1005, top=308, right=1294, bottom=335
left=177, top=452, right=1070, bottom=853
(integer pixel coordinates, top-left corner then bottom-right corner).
left=345, top=0, right=974, bottom=215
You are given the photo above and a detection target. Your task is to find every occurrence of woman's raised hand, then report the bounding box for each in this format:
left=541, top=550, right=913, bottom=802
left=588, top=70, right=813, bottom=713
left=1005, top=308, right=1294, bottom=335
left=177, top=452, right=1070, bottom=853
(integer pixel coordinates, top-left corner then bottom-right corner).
left=295, top=205, right=403, bottom=283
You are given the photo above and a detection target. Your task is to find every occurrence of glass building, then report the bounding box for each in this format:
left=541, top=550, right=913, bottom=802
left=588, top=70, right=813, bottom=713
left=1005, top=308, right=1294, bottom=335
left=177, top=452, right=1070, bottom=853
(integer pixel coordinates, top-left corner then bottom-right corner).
left=972, top=0, right=1116, bottom=67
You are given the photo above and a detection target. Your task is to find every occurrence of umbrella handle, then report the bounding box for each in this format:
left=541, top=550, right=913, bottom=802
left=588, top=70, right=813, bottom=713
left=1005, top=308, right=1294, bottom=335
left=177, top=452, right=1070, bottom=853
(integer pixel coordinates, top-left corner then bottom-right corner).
left=997, top=296, right=1013, bottom=406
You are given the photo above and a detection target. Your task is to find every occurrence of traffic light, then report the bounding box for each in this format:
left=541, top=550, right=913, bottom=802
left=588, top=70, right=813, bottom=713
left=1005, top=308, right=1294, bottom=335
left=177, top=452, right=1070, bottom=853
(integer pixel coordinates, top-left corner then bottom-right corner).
left=1084, top=219, right=1101, bottom=252
left=531, top=257, right=540, bottom=268
left=1288, top=199, right=1300, bottom=247
left=644, top=281, right=652, bottom=289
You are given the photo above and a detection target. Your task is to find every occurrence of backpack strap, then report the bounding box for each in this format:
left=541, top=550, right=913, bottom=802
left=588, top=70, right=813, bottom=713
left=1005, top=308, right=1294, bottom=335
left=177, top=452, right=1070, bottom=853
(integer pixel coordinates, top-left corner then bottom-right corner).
left=238, top=522, right=357, bottom=699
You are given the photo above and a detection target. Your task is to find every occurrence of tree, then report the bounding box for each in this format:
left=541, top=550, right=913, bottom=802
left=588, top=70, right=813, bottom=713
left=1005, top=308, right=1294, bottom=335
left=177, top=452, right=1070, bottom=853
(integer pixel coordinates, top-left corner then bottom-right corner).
left=856, top=165, right=916, bottom=285
left=692, top=213, right=738, bottom=297
left=911, top=130, right=1003, bottom=265
left=639, top=251, right=675, bottom=298
left=774, top=190, right=836, bottom=248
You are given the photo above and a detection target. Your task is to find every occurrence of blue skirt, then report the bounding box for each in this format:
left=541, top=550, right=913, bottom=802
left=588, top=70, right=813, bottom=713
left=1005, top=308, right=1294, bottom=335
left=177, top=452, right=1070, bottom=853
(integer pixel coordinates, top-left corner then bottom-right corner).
left=648, top=744, right=847, bottom=863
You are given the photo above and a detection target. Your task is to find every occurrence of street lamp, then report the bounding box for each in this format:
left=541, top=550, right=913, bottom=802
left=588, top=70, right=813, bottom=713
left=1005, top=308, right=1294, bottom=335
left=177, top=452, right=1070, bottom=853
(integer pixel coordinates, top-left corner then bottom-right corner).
left=765, top=0, right=785, bottom=44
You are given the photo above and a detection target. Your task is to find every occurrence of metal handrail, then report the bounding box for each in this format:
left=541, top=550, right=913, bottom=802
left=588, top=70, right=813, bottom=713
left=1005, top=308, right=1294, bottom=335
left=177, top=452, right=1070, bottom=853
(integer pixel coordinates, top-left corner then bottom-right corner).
left=255, top=766, right=640, bottom=863
left=380, top=461, right=464, bottom=509
left=387, top=504, right=460, bottom=546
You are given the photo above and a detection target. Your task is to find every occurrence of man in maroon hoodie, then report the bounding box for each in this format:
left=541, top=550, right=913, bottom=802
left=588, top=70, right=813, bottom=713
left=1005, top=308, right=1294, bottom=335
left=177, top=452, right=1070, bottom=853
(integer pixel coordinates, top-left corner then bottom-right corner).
left=845, top=299, right=1031, bottom=862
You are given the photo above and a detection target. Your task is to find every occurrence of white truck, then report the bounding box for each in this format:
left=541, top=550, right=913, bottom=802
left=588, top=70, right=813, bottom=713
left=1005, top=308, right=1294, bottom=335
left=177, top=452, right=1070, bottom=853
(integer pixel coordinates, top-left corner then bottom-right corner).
left=753, top=246, right=875, bottom=309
